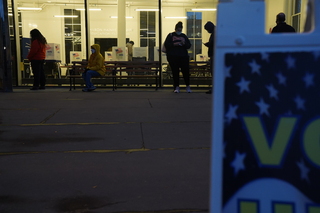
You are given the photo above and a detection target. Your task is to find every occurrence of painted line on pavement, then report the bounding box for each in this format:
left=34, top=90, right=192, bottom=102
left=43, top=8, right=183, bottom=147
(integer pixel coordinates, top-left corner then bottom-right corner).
left=0, top=147, right=210, bottom=156
left=0, top=120, right=210, bottom=127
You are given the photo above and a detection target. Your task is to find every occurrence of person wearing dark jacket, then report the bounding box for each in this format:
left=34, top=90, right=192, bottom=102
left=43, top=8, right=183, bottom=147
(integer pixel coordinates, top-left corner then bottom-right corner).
left=271, top=13, right=296, bottom=33
left=164, top=21, right=192, bottom=93
left=27, top=29, right=47, bottom=90
left=204, top=21, right=215, bottom=94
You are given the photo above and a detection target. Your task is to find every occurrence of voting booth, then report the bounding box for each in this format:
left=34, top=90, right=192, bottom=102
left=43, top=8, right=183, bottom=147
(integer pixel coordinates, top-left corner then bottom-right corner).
left=211, top=0, right=320, bottom=213
left=133, top=47, right=148, bottom=59
left=70, top=51, right=82, bottom=61
left=105, top=51, right=113, bottom=61
left=154, top=47, right=167, bottom=63
left=45, top=43, right=61, bottom=60
left=112, top=47, right=127, bottom=61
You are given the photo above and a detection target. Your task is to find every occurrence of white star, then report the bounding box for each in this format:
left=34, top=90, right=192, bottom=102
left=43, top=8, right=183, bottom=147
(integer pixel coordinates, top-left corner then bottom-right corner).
left=303, top=72, right=315, bottom=88
left=261, top=52, right=270, bottom=62
left=276, top=72, right=287, bottom=86
left=255, top=97, right=270, bottom=116
left=312, top=51, right=320, bottom=61
left=294, top=95, right=306, bottom=110
left=231, top=151, right=246, bottom=176
left=224, top=66, right=232, bottom=79
left=249, top=60, right=261, bottom=75
left=297, top=158, right=310, bottom=183
left=225, top=104, right=238, bottom=124
left=266, top=84, right=278, bottom=100
left=285, top=55, right=296, bottom=69
left=236, top=77, right=251, bottom=94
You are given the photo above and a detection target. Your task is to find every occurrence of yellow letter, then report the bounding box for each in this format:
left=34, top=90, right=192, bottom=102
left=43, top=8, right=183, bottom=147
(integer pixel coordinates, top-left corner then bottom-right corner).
left=242, top=116, right=298, bottom=166
left=303, top=118, right=320, bottom=167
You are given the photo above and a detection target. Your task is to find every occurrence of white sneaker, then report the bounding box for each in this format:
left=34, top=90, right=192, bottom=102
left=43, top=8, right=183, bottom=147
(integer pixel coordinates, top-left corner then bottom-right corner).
left=174, top=86, right=180, bottom=93
left=186, top=85, right=192, bottom=93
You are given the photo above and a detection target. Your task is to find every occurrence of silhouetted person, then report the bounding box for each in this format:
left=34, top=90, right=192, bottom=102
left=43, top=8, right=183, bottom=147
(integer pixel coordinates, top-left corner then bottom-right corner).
left=126, top=41, right=134, bottom=61
left=271, top=13, right=296, bottom=33
left=28, top=29, right=47, bottom=90
left=164, top=21, right=192, bottom=93
left=204, top=21, right=215, bottom=94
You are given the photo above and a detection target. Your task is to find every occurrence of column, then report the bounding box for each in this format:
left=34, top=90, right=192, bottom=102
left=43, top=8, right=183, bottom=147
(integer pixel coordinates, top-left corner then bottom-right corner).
left=0, top=0, right=13, bottom=91
left=117, top=0, right=126, bottom=47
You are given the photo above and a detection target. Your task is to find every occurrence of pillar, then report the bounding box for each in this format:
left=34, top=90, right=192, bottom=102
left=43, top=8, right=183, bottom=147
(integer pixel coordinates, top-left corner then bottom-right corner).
left=0, top=0, right=13, bottom=91
left=117, top=0, right=126, bottom=46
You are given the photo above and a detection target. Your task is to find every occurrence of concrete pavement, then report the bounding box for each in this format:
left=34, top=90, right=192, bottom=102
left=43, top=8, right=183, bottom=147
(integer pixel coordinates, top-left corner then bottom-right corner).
left=0, top=88, right=212, bottom=213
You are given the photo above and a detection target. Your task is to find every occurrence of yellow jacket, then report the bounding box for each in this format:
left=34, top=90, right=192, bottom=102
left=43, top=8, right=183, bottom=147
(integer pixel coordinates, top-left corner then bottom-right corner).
left=87, top=44, right=105, bottom=76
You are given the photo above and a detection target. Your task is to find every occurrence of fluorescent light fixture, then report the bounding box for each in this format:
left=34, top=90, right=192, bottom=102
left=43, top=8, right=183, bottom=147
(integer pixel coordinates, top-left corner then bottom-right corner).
left=136, top=9, right=158, bottom=11
left=165, top=16, right=187, bottom=19
left=54, top=15, right=78, bottom=18
left=76, top=8, right=102, bottom=11
left=18, top=7, right=42, bottom=10
left=8, top=13, right=13, bottom=16
left=191, top=8, right=217, bottom=11
left=110, top=16, right=133, bottom=18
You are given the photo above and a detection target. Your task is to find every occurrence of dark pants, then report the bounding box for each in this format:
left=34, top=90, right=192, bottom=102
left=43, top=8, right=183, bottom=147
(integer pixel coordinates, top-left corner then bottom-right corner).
left=31, top=60, right=45, bottom=88
left=167, top=55, right=190, bottom=89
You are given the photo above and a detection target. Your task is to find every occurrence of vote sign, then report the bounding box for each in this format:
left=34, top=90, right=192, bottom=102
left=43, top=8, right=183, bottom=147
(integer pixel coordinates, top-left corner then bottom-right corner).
left=222, top=51, right=320, bottom=213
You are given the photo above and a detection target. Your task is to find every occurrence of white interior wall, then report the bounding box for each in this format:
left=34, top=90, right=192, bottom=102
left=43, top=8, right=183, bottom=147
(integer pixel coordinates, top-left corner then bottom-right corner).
left=18, top=0, right=309, bottom=64
left=265, top=0, right=286, bottom=33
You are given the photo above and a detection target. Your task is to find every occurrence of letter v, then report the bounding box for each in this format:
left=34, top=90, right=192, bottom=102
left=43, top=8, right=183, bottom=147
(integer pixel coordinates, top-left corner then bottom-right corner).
left=241, top=115, right=299, bottom=167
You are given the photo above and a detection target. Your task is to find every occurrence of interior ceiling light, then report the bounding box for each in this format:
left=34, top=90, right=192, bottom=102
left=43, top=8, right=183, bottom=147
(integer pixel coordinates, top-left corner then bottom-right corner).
left=54, top=15, right=78, bottom=18
left=165, top=16, right=187, bottom=19
left=76, top=8, right=101, bottom=11
left=135, top=9, right=159, bottom=11
left=18, top=7, right=42, bottom=10
left=191, top=8, right=216, bottom=11
left=110, top=16, right=133, bottom=18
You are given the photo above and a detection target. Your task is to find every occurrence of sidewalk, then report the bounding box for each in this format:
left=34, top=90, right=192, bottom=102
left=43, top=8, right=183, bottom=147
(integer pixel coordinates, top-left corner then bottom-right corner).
left=0, top=88, right=212, bottom=213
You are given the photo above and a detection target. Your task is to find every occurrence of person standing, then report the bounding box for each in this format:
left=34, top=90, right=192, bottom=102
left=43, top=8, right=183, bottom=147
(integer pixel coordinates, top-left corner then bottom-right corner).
left=203, top=21, right=215, bottom=94
left=271, top=13, right=296, bottom=33
left=27, top=29, right=47, bottom=90
left=82, top=44, right=105, bottom=92
left=164, top=21, right=192, bottom=93
left=126, top=41, right=134, bottom=61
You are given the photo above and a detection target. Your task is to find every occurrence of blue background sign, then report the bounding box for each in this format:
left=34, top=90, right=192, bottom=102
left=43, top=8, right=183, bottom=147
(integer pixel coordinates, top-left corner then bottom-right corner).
left=222, top=51, right=320, bottom=213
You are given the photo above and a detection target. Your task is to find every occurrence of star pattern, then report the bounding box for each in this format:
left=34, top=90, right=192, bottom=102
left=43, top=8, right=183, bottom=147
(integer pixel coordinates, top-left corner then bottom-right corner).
left=303, top=72, right=315, bottom=88
left=255, top=97, right=270, bottom=116
left=223, top=51, right=320, bottom=205
left=276, top=72, right=287, bottom=86
left=231, top=151, right=246, bottom=176
left=285, top=55, right=296, bottom=69
left=225, top=104, right=238, bottom=124
left=266, top=84, right=279, bottom=100
left=296, top=159, right=310, bottom=183
left=294, top=95, right=306, bottom=110
left=248, top=60, right=261, bottom=75
left=236, top=77, right=250, bottom=94
left=225, top=66, right=232, bottom=79
left=261, top=52, right=270, bottom=62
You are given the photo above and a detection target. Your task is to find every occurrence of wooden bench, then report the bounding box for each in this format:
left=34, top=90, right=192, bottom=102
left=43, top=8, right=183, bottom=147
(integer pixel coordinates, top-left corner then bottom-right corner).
left=68, top=61, right=160, bottom=91
left=189, top=61, right=212, bottom=78
left=162, top=61, right=212, bottom=86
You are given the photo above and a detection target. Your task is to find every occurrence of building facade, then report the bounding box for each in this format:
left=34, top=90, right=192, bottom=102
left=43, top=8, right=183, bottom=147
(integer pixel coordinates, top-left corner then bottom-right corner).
left=0, top=0, right=307, bottom=91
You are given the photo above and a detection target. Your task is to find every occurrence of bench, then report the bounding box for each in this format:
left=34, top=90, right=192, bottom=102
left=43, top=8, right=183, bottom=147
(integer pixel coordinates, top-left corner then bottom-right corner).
left=162, top=61, right=212, bottom=86
left=68, top=61, right=160, bottom=91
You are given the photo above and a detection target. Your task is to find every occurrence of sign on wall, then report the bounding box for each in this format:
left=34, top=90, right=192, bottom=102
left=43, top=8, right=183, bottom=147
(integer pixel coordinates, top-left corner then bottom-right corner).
left=210, top=0, right=320, bottom=213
